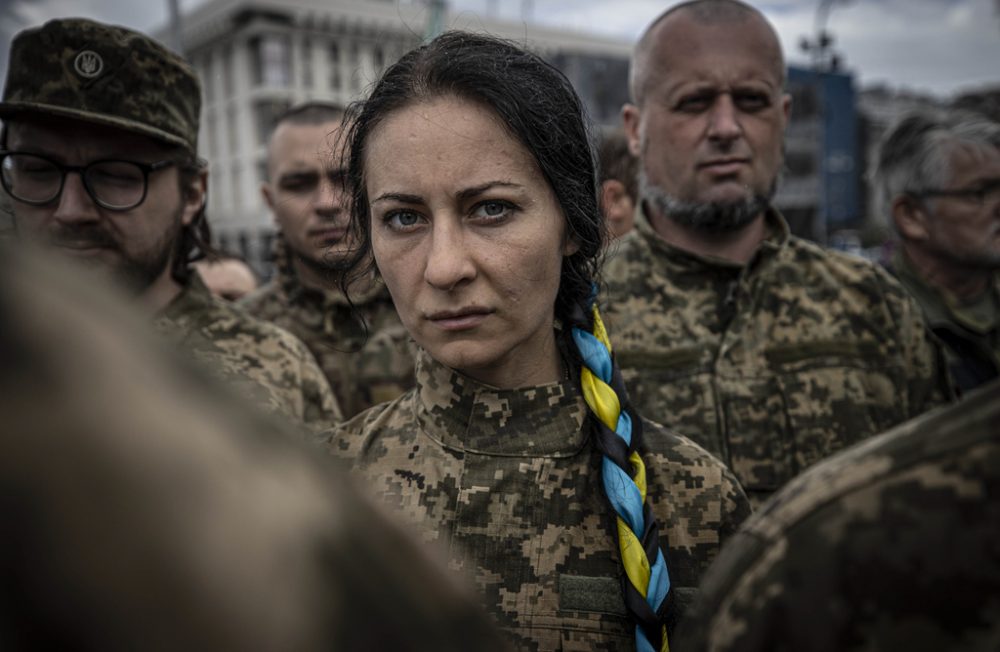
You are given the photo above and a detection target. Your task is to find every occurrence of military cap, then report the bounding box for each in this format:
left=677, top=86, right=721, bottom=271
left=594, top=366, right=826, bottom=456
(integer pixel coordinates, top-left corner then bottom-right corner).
left=0, top=18, right=200, bottom=153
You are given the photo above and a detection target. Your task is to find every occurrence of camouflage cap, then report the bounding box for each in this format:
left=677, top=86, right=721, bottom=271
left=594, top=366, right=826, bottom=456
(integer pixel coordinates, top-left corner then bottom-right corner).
left=0, top=18, right=200, bottom=154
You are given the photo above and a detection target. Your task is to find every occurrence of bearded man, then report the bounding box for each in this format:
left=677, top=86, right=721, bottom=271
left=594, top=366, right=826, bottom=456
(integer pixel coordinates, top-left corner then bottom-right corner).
left=603, top=0, right=952, bottom=504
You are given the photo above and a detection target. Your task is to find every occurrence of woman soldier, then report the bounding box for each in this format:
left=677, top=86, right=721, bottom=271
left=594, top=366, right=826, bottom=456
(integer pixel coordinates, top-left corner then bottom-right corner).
left=328, top=31, right=751, bottom=651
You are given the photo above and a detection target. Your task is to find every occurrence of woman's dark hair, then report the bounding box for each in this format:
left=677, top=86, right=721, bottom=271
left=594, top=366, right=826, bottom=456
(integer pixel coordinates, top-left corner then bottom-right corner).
left=340, top=31, right=672, bottom=650
left=340, top=30, right=606, bottom=339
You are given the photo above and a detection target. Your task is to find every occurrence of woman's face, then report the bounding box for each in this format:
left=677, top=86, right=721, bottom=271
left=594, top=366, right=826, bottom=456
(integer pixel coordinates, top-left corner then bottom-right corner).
left=365, top=96, right=576, bottom=388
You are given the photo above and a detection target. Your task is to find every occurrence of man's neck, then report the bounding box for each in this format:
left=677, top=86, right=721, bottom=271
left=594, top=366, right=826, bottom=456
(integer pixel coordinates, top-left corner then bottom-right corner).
left=902, top=244, right=994, bottom=302
left=647, top=203, right=769, bottom=265
left=141, top=267, right=185, bottom=314
left=291, top=255, right=339, bottom=292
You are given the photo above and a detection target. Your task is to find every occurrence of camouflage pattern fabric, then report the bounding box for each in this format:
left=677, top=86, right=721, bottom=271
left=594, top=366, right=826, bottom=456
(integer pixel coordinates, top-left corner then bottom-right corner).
left=888, top=250, right=1000, bottom=393
left=0, top=18, right=200, bottom=153
left=602, top=206, right=954, bottom=505
left=0, top=244, right=508, bottom=652
left=675, top=378, right=1000, bottom=652
left=156, top=270, right=342, bottom=428
left=327, top=347, right=752, bottom=650
left=241, top=235, right=415, bottom=418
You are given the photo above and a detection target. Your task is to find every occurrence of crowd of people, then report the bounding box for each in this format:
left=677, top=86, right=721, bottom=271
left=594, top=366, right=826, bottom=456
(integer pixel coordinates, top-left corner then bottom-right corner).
left=0, top=0, right=997, bottom=650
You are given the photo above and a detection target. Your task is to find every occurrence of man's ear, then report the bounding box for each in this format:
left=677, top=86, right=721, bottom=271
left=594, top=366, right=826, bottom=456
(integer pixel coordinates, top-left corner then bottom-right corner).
left=181, top=168, right=208, bottom=227
left=621, top=103, right=642, bottom=158
left=600, top=179, right=628, bottom=217
left=891, top=194, right=931, bottom=242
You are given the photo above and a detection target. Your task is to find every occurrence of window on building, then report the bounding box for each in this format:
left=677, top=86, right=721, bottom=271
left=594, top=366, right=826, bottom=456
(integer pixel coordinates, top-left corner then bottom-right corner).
left=255, top=100, right=292, bottom=147
left=222, top=45, right=234, bottom=97
left=348, top=42, right=361, bottom=93
left=785, top=150, right=817, bottom=177
left=373, top=45, right=384, bottom=73
left=250, top=34, right=292, bottom=88
left=301, top=37, right=313, bottom=88
left=205, top=108, right=216, bottom=159
left=227, top=106, right=238, bottom=158
left=329, top=42, right=342, bottom=91
left=201, top=55, right=215, bottom=103
left=257, top=158, right=270, bottom=185
left=231, top=163, right=243, bottom=211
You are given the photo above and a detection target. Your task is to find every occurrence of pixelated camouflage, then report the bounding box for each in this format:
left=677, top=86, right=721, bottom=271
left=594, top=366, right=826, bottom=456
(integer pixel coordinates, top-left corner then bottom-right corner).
left=240, top=235, right=415, bottom=419
left=0, top=243, right=508, bottom=652
left=327, top=347, right=752, bottom=650
left=602, top=206, right=954, bottom=506
left=889, top=250, right=1000, bottom=393
left=675, top=378, right=1000, bottom=652
left=156, top=270, right=342, bottom=428
left=0, top=18, right=200, bottom=153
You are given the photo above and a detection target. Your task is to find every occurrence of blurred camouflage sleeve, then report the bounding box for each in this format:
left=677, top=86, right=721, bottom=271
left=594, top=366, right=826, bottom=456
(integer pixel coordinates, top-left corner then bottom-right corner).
left=675, top=380, right=1000, bottom=651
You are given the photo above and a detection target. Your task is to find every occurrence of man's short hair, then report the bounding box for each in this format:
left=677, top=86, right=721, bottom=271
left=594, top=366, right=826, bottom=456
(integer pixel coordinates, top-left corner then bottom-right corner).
left=876, top=109, right=1000, bottom=221
left=274, top=101, right=344, bottom=129
left=598, top=128, right=638, bottom=203
left=629, top=0, right=784, bottom=105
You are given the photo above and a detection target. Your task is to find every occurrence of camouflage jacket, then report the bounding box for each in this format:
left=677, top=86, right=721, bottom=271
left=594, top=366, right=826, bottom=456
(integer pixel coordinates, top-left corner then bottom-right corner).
left=156, top=271, right=342, bottom=427
left=676, top=378, right=1000, bottom=652
left=888, top=250, right=1000, bottom=393
left=241, top=236, right=415, bottom=418
left=602, top=206, right=953, bottom=505
left=327, top=348, right=752, bottom=650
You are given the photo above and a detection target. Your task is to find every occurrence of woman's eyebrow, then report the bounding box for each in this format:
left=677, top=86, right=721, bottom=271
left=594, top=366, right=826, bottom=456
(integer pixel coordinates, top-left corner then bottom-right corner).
left=456, top=181, right=522, bottom=202
left=372, top=191, right=423, bottom=205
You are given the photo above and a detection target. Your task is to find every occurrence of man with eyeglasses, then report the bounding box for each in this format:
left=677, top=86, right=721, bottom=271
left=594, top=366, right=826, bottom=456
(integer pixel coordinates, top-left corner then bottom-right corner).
left=877, top=110, right=1000, bottom=392
left=0, top=18, right=341, bottom=428
left=241, top=102, right=414, bottom=418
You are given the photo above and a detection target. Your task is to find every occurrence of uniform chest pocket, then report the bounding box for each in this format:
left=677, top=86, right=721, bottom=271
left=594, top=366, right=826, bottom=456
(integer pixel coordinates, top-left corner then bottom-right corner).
left=767, top=340, right=906, bottom=474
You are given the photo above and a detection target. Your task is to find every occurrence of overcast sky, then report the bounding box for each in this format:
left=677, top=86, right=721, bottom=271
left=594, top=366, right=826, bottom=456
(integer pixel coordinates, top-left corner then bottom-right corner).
left=2, top=0, right=998, bottom=98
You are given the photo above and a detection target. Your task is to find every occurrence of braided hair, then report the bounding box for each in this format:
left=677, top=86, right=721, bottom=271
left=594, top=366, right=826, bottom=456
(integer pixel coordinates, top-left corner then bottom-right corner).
left=341, top=30, right=672, bottom=651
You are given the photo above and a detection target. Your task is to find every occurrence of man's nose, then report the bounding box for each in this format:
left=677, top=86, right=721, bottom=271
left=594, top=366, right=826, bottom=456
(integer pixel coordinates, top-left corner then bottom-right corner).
left=706, top=94, right=742, bottom=144
left=52, top=172, right=100, bottom=223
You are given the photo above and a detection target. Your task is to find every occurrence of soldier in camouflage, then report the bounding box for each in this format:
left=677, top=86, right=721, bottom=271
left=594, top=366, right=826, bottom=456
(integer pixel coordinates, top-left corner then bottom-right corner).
left=328, top=32, right=751, bottom=650
left=0, top=18, right=341, bottom=427
left=675, top=378, right=1000, bottom=651
left=610, top=0, right=953, bottom=505
left=241, top=102, right=415, bottom=418
left=877, top=110, right=1000, bottom=393
left=0, top=243, right=507, bottom=652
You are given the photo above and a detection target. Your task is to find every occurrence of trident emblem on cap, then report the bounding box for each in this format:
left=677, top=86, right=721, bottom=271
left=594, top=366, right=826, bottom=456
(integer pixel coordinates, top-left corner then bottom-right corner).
left=73, top=50, right=104, bottom=78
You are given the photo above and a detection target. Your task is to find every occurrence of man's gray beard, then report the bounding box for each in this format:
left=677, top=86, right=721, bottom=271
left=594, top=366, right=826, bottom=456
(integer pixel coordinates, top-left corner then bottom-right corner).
left=639, top=170, right=770, bottom=234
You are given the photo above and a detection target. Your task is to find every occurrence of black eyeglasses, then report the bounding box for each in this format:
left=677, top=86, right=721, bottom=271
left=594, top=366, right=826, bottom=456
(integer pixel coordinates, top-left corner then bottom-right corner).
left=0, top=150, right=178, bottom=211
left=910, top=179, right=1000, bottom=208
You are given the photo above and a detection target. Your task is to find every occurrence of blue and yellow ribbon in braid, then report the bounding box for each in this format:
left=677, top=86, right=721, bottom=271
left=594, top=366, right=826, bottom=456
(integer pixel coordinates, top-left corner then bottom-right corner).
left=573, top=302, right=671, bottom=652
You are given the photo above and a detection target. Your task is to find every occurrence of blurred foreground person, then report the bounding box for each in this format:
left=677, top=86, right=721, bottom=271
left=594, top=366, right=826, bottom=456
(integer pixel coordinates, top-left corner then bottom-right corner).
left=675, top=378, right=1000, bottom=651
left=193, top=255, right=259, bottom=301
left=608, top=0, right=952, bottom=505
left=0, top=18, right=340, bottom=427
left=0, top=244, right=508, bottom=652
left=598, top=128, right=639, bottom=240
left=243, top=102, right=414, bottom=418
left=329, top=31, right=751, bottom=651
left=878, top=110, right=1000, bottom=393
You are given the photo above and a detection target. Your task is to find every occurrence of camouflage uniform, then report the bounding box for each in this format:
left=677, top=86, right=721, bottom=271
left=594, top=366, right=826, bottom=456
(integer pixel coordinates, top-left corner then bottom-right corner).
left=0, top=244, right=507, bottom=652
left=889, top=250, right=1000, bottom=393
left=157, top=270, right=342, bottom=427
left=328, top=347, right=752, bottom=650
left=675, top=378, right=1000, bottom=652
left=241, top=236, right=415, bottom=418
left=603, top=206, right=953, bottom=505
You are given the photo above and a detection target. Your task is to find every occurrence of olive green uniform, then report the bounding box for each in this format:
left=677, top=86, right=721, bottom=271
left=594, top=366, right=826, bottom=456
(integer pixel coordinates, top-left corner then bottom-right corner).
left=157, top=271, right=342, bottom=427
left=676, top=378, right=1000, bottom=652
left=603, top=206, right=953, bottom=505
left=328, top=347, right=752, bottom=650
left=241, top=236, right=415, bottom=418
left=889, top=250, right=1000, bottom=392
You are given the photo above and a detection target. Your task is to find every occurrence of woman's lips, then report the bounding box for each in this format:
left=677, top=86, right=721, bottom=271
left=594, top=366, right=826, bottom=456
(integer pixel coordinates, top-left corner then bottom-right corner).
left=426, top=308, right=494, bottom=331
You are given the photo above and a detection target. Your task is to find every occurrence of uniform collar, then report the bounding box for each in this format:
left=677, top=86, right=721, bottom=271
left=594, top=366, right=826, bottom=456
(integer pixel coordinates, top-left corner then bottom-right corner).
left=891, top=249, right=1000, bottom=335
left=411, top=348, right=589, bottom=457
left=159, top=269, right=214, bottom=320
left=273, top=234, right=385, bottom=308
left=633, top=201, right=790, bottom=272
